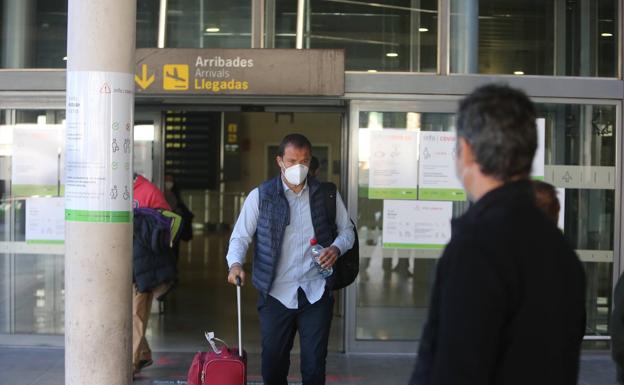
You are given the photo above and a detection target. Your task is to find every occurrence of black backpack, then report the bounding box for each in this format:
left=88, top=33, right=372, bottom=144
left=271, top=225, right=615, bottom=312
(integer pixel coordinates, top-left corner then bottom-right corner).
left=322, top=182, right=359, bottom=290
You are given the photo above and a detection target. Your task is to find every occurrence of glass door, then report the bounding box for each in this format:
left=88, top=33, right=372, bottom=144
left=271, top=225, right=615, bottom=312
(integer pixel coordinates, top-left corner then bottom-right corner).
left=345, top=97, right=621, bottom=353
left=346, top=100, right=461, bottom=353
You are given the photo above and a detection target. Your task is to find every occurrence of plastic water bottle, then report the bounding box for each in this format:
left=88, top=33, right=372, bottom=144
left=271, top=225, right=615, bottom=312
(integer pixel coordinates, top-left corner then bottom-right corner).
left=309, top=238, right=333, bottom=278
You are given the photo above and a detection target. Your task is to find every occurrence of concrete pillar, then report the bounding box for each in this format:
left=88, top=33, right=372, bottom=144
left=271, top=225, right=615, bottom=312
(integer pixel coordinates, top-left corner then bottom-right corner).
left=65, top=1, right=136, bottom=385
left=2, top=0, right=35, bottom=68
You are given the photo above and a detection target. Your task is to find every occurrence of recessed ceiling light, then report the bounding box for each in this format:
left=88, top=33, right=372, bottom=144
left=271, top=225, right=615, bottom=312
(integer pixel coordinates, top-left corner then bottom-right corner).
left=513, top=71, right=525, bottom=75
left=206, top=27, right=220, bottom=33
left=62, top=56, right=68, bottom=61
left=367, top=70, right=378, bottom=73
left=418, top=28, right=429, bottom=32
left=601, top=32, right=613, bottom=37
left=386, top=52, right=399, bottom=58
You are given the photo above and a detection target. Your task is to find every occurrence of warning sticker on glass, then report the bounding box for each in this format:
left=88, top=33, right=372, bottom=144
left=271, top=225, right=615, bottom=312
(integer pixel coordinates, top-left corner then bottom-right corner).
left=65, top=71, right=134, bottom=223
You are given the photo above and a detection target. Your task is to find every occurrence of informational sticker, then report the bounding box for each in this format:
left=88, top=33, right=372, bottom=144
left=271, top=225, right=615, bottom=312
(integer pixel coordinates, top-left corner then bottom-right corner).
left=65, top=71, right=134, bottom=223
left=368, top=129, right=419, bottom=199
left=26, top=197, right=65, bottom=243
left=12, top=124, right=63, bottom=197
left=382, top=200, right=452, bottom=249
left=418, top=131, right=466, bottom=201
left=532, top=118, right=546, bottom=179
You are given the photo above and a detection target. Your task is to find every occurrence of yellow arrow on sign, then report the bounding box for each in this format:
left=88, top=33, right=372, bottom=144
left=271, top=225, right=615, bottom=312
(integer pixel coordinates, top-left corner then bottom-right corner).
left=135, top=64, right=155, bottom=90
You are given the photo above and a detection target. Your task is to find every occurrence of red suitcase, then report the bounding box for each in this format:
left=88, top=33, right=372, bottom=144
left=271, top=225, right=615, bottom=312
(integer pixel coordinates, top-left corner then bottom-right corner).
left=187, top=278, right=247, bottom=385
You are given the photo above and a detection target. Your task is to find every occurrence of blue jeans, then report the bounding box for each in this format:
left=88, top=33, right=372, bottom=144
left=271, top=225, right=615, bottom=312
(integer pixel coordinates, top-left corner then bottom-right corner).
left=258, top=288, right=334, bottom=385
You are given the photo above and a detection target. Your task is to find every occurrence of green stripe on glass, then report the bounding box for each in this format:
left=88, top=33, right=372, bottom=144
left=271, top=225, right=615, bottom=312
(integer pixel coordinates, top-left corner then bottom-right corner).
left=418, top=188, right=466, bottom=201
left=368, top=188, right=418, bottom=200
left=65, top=209, right=131, bottom=223
left=26, top=240, right=65, bottom=245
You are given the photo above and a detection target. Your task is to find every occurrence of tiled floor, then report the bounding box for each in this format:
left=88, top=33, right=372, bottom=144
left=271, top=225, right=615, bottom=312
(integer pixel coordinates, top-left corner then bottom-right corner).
left=1, top=230, right=614, bottom=384
left=0, top=347, right=618, bottom=385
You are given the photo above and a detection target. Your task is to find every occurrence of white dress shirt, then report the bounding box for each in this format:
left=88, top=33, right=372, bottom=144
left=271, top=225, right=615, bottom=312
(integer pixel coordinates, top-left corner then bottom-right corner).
left=226, top=180, right=355, bottom=309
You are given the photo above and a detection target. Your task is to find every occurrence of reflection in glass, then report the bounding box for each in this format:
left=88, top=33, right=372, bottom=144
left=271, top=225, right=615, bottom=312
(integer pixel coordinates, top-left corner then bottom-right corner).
left=535, top=102, right=616, bottom=335
left=137, top=0, right=159, bottom=48
left=356, top=111, right=458, bottom=341
left=450, top=0, right=618, bottom=76
left=356, top=102, right=617, bottom=341
left=271, top=0, right=438, bottom=72
left=0, top=109, right=66, bottom=336
left=14, top=254, right=64, bottom=334
left=538, top=103, right=616, bottom=167
left=2, top=0, right=67, bottom=68
left=166, top=0, right=251, bottom=48
left=0, top=254, right=8, bottom=333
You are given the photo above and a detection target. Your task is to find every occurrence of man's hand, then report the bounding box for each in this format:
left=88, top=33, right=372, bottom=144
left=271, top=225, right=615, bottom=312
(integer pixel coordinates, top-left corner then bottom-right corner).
left=227, top=263, right=245, bottom=286
left=318, top=246, right=340, bottom=269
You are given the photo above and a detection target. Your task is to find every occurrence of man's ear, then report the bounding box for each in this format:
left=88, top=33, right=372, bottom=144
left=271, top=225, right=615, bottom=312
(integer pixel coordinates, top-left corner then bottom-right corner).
left=275, top=156, right=283, bottom=169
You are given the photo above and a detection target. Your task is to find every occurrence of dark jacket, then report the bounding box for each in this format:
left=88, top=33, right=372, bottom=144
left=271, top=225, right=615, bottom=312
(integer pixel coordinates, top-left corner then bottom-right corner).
left=410, top=180, right=586, bottom=385
left=253, top=175, right=335, bottom=295
left=611, top=273, right=624, bottom=383
left=133, top=208, right=177, bottom=292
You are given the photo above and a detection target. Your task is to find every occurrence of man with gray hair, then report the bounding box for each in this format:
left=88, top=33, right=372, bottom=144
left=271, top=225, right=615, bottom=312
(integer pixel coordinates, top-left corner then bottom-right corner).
left=409, top=84, right=586, bottom=385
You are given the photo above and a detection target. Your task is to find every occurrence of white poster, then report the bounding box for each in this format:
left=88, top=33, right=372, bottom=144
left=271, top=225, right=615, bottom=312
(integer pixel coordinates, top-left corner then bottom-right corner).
left=532, top=118, right=546, bottom=179
left=65, top=71, right=134, bottom=223
left=368, top=129, right=419, bottom=199
left=12, top=125, right=63, bottom=197
left=418, top=131, right=466, bottom=201
left=382, top=200, right=452, bottom=249
left=26, top=197, right=65, bottom=243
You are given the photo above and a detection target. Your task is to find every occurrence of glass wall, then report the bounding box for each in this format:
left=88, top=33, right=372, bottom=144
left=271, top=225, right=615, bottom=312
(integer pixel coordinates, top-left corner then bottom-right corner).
left=450, top=0, right=619, bottom=76
left=0, top=0, right=67, bottom=68
left=137, top=0, right=159, bottom=48
left=166, top=0, right=251, bottom=48
left=270, top=0, right=438, bottom=72
left=0, top=0, right=252, bottom=68
left=0, top=109, right=66, bottom=335
left=356, top=110, right=463, bottom=340
left=354, top=101, right=617, bottom=343
left=537, top=103, right=617, bottom=337
left=0, top=0, right=619, bottom=76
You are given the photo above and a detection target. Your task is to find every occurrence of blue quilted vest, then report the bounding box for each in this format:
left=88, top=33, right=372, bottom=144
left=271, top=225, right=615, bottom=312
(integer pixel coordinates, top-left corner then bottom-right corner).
left=253, top=175, right=334, bottom=295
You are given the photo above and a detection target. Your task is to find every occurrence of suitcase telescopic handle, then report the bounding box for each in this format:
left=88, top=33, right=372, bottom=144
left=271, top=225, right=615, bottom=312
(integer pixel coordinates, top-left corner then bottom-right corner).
left=235, top=276, right=242, bottom=357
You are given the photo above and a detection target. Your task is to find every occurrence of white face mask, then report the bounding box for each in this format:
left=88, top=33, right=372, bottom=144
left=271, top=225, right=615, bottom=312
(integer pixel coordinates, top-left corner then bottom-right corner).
left=282, top=163, right=309, bottom=186
left=165, top=181, right=174, bottom=190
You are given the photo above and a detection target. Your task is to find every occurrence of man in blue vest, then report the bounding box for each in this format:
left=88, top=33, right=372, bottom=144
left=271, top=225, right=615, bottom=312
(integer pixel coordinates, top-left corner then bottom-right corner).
left=226, top=133, right=355, bottom=385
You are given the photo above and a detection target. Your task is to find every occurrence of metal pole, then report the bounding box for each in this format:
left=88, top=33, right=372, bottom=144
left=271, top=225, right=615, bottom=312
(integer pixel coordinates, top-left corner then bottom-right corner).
left=2, top=0, right=34, bottom=68
left=296, top=0, right=305, bottom=49
left=265, top=0, right=276, bottom=48
left=437, top=0, right=450, bottom=75
left=199, top=0, right=204, bottom=48
left=579, top=0, right=592, bottom=76
left=252, top=0, right=265, bottom=48
left=449, top=0, right=478, bottom=73
left=158, top=0, right=168, bottom=48
left=410, top=0, right=422, bottom=72
left=553, top=0, right=567, bottom=76
left=65, top=1, right=136, bottom=384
